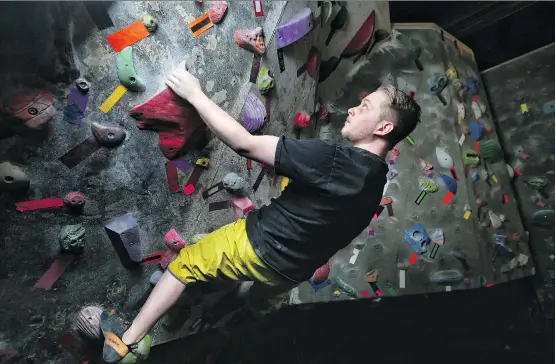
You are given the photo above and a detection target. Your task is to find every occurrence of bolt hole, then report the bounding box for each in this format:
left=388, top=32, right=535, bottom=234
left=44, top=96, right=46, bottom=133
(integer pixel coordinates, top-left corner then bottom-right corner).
left=4, top=176, right=14, bottom=182
left=129, top=77, right=136, bottom=83
left=108, top=132, right=115, bottom=139
left=80, top=82, right=87, bottom=87
left=28, top=107, right=38, bottom=115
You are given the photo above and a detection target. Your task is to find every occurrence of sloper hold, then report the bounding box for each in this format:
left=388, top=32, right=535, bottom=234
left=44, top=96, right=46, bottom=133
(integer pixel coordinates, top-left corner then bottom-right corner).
left=275, top=7, right=313, bottom=49
left=1, top=89, right=56, bottom=129
left=91, top=122, right=126, bottom=147
left=437, top=173, right=457, bottom=194
left=341, top=10, right=375, bottom=57
left=435, top=147, right=453, bottom=168
left=234, top=27, right=265, bottom=55
left=478, top=140, right=502, bottom=163
left=129, top=87, right=205, bottom=159
left=242, top=92, right=267, bottom=133
left=0, top=162, right=29, bottom=191
left=209, top=1, right=228, bottom=23
left=116, top=46, right=145, bottom=92
left=429, top=269, right=463, bottom=285
left=104, top=215, right=142, bottom=268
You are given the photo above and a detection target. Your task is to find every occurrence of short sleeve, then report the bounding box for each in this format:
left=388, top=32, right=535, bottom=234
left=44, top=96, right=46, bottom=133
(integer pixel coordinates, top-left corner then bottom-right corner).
left=274, top=136, right=336, bottom=188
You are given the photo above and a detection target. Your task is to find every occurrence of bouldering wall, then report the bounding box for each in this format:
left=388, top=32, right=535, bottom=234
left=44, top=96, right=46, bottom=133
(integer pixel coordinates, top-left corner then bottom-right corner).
left=481, top=43, right=555, bottom=317
left=294, top=23, right=532, bottom=304
left=0, top=1, right=387, bottom=362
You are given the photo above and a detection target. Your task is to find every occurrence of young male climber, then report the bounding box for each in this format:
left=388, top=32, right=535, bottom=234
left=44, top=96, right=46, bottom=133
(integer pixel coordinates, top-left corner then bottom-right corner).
left=101, top=68, right=421, bottom=363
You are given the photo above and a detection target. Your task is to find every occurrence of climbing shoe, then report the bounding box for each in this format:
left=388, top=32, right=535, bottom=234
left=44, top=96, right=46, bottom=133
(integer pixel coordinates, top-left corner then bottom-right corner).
left=101, top=310, right=151, bottom=363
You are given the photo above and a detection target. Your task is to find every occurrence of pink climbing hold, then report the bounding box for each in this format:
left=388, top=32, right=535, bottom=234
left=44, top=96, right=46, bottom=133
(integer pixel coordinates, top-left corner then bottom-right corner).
left=209, top=1, right=228, bottom=23
left=294, top=111, right=311, bottom=128
left=164, top=228, right=186, bottom=253
left=311, top=262, right=330, bottom=284
left=232, top=196, right=255, bottom=219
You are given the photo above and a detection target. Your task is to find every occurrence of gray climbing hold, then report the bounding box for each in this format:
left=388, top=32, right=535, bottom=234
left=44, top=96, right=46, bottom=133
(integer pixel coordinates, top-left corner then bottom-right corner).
left=429, top=269, right=463, bottom=285
left=0, top=162, right=30, bottom=191
left=91, top=122, right=126, bottom=147
left=75, top=306, right=103, bottom=341
left=59, top=224, right=86, bottom=254
left=150, top=270, right=164, bottom=285
left=223, top=172, right=248, bottom=195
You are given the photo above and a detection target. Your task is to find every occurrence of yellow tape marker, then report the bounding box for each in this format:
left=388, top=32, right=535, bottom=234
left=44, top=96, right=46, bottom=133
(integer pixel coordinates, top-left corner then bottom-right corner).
left=457, top=113, right=463, bottom=124
left=491, top=175, right=498, bottom=184
left=520, top=103, right=528, bottom=113
left=99, top=85, right=127, bottom=113
left=464, top=210, right=471, bottom=220
left=280, top=176, right=290, bottom=192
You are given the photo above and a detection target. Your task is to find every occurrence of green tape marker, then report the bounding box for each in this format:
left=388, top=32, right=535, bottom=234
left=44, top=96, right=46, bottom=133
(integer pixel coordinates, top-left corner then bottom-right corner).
left=406, top=136, right=415, bottom=145
left=415, top=190, right=426, bottom=205
left=430, top=244, right=439, bottom=258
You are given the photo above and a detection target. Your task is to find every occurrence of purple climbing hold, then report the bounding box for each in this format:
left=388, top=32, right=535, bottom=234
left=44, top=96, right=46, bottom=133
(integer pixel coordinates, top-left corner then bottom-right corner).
left=104, top=214, right=142, bottom=268
left=242, top=91, right=266, bottom=133
left=469, top=120, right=484, bottom=141
left=275, top=7, right=313, bottom=49
left=437, top=173, right=457, bottom=194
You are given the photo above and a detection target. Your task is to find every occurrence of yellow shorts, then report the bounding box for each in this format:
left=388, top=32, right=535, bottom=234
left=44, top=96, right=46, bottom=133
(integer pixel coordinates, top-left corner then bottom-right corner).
left=167, top=218, right=284, bottom=286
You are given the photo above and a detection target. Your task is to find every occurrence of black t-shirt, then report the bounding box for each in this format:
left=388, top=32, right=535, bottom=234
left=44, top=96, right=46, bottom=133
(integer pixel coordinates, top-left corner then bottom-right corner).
left=245, top=136, right=388, bottom=283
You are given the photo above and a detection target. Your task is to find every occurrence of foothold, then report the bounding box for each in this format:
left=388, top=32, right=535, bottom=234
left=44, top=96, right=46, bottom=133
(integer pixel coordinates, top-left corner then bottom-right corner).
left=75, top=78, right=90, bottom=93
left=222, top=172, right=248, bottom=195
left=310, top=262, right=330, bottom=284
left=116, top=46, right=145, bottom=92
left=478, top=140, right=502, bottom=163
left=150, top=270, right=164, bottom=285
left=231, top=196, right=255, bottom=219
left=0, top=162, right=30, bottom=191
left=275, top=7, right=313, bottom=49
left=524, top=177, right=548, bottom=190
left=517, top=253, right=529, bottom=267
left=462, top=148, right=480, bottom=166
left=437, top=173, right=457, bottom=194
left=164, top=228, right=186, bottom=253
left=1, top=89, right=56, bottom=129
left=469, top=120, right=484, bottom=141
left=63, top=192, right=87, bottom=212
left=489, top=210, right=503, bottom=229
left=445, top=66, right=457, bottom=80
left=257, top=67, right=275, bottom=94
left=234, top=27, right=265, bottom=55
left=404, top=223, right=430, bottom=254
left=130, top=86, right=205, bottom=159
left=243, top=92, right=267, bottom=133
left=471, top=102, right=482, bottom=119
left=334, top=278, right=358, bottom=297
left=387, top=167, right=398, bottom=181
left=429, top=269, right=463, bottom=285
left=435, top=147, right=453, bottom=169
left=429, top=229, right=444, bottom=246
left=208, top=1, right=228, bottom=23
left=333, top=290, right=341, bottom=297
left=104, top=215, right=142, bottom=268
left=294, top=111, right=311, bottom=128
left=91, top=122, right=126, bottom=147
left=59, top=224, right=86, bottom=254
left=142, top=15, right=158, bottom=32
left=365, top=269, right=379, bottom=283
left=418, top=177, right=438, bottom=193
left=462, top=128, right=470, bottom=136
left=75, top=306, right=103, bottom=341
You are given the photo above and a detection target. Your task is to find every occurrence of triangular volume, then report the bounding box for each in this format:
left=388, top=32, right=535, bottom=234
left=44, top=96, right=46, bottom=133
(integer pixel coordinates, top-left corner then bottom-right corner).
left=104, top=214, right=142, bottom=268
left=275, top=8, right=313, bottom=49
left=129, top=88, right=205, bottom=159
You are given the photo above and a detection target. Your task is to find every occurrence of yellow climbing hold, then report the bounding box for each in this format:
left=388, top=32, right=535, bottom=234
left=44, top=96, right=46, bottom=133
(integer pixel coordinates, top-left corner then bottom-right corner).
left=418, top=177, right=438, bottom=193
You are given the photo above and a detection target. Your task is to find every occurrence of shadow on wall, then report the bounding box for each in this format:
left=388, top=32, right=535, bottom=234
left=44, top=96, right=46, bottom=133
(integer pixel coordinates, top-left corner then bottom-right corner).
left=0, top=2, right=113, bottom=86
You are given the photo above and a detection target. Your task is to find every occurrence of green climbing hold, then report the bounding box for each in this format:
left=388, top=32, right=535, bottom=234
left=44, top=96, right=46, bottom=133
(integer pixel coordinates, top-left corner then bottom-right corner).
left=531, top=210, right=554, bottom=228
left=478, top=140, right=502, bottom=163
left=116, top=46, right=145, bottom=92
left=418, top=177, right=438, bottom=193
left=525, top=177, right=548, bottom=190
left=462, top=148, right=480, bottom=166
left=142, top=15, right=158, bottom=32
left=257, top=67, right=275, bottom=94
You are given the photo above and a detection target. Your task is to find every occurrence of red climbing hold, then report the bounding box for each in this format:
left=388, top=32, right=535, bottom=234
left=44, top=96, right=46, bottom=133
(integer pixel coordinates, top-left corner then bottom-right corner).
left=2, top=89, right=56, bottom=130
left=294, top=111, right=311, bottom=128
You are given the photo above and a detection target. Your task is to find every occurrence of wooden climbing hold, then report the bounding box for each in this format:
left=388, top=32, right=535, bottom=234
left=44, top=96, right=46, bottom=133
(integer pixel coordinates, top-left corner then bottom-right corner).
left=275, top=7, right=313, bottom=49
left=234, top=27, right=265, bottom=55
left=116, top=46, right=145, bottom=91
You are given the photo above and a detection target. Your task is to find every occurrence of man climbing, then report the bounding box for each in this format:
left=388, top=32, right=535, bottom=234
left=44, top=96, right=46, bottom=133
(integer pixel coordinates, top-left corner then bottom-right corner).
left=101, top=68, right=421, bottom=363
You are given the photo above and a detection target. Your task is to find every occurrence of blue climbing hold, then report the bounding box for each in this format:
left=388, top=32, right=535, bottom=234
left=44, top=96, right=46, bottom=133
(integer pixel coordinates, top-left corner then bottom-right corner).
left=471, top=172, right=479, bottom=182
left=437, top=173, right=457, bottom=194
left=469, top=120, right=484, bottom=141
left=404, top=223, right=430, bottom=254
left=542, top=101, right=554, bottom=115
left=466, top=77, right=479, bottom=95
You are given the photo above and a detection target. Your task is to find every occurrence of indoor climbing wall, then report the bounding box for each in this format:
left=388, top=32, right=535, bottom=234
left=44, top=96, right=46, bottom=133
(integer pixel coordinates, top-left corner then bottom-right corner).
left=481, top=43, right=555, bottom=316
left=0, top=1, right=385, bottom=361
left=293, top=24, right=533, bottom=305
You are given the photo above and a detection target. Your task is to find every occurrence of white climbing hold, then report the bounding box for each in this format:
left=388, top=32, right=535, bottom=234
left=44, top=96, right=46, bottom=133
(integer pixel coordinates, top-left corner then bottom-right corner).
left=471, top=101, right=482, bottom=119
left=436, top=147, right=453, bottom=169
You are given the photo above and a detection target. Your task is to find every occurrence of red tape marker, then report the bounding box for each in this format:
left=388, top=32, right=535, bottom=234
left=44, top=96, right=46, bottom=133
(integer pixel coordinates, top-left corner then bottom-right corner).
left=35, top=255, right=76, bottom=289
left=16, top=197, right=63, bottom=212
left=165, top=161, right=180, bottom=193
left=472, top=95, right=479, bottom=104
left=442, top=191, right=454, bottom=204
left=409, top=253, right=417, bottom=265
left=514, top=169, right=522, bottom=176
left=253, top=0, right=264, bottom=16
left=449, top=168, right=459, bottom=182
left=141, top=252, right=165, bottom=265
left=361, top=289, right=371, bottom=298
left=474, top=141, right=479, bottom=153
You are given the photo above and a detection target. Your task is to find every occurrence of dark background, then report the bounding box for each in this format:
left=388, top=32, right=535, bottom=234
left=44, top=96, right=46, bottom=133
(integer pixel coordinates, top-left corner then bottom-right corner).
left=389, top=1, right=555, bottom=70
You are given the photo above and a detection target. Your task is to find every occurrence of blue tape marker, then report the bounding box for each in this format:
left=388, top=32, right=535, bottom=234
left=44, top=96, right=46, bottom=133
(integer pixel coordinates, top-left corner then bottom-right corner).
left=307, top=279, right=332, bottom=291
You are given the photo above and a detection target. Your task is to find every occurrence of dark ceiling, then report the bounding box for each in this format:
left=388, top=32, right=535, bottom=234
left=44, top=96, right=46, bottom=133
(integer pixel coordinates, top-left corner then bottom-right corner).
left=389, top=1, right=555, bottom=71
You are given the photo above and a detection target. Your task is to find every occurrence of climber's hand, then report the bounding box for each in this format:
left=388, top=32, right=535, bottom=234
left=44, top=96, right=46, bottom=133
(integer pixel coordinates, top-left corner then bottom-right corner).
left=166, top=68, right=203, bottom=103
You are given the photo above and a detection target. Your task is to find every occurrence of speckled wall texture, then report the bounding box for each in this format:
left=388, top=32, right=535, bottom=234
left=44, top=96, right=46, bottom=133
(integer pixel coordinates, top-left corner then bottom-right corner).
left=482, top=44, right=555, bottom=316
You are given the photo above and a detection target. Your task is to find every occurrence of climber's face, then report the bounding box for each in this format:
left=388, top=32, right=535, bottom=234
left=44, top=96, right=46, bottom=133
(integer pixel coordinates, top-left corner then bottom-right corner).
left=342, top=90, right=394, bottom=143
